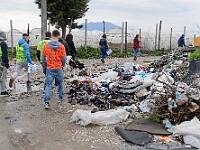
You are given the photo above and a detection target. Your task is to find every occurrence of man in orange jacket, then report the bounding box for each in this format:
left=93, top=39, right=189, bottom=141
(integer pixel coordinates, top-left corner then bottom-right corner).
left=42, top=30, right=66, bottom=109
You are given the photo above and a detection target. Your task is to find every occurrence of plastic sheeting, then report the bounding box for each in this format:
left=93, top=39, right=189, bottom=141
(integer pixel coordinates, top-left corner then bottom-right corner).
left=70, top=109, right=129, bottom=126
left=170, top=117, right=200, bottom=149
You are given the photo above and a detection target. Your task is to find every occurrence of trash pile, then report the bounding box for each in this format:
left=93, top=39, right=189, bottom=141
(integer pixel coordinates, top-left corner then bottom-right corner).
left=68, top=49, right=200, bottom=119
left=68, top=49, right=200, bottom=149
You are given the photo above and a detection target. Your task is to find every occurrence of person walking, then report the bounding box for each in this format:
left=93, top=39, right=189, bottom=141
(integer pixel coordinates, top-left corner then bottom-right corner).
left=9, top=33, right=32, bottom=88
left=42, top=30, right=66, bottom=109
left=36, top=32, right=51, bottom=63
left=133, top=34, right=140, bottom=60
left=65, top=34, right=76, bottom=60
left=36, top=32, right=53, bottom=90
left=99, top=34, right=108, bottom=63
left=178, top=34, right=186, bottom=49
left=0, top=32, right=10, bottom=96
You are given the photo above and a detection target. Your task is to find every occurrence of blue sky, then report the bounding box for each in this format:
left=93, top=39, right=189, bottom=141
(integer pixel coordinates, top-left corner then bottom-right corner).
left=1, top=0, right=200, bottom=34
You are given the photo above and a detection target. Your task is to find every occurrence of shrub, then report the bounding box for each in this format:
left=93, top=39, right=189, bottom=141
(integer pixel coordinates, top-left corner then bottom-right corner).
left=189, top=48, right=200, bottom=61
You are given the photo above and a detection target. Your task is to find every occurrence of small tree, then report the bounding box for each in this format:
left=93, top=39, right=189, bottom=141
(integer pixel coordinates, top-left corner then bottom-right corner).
left=35, top=0, right=89, bottom=38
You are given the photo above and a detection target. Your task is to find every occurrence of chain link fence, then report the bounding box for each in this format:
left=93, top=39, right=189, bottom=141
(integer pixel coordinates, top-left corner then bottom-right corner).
left=2, top=28, right=194, bottom=50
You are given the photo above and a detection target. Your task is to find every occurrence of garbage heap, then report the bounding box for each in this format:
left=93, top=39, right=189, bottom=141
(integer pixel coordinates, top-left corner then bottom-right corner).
left=66, top=49, right=200, bottom=124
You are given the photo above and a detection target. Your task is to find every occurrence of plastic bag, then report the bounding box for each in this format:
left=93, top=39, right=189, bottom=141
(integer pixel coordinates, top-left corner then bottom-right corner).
left=28, top=64, right=39, bottom=74
left=70, top=109, right=129, bottom=126
left=158, top=74, right=174, bottom=85
left=92, top=71, right=118, bottom=82
left=107, top=49, right=113, bottom=55
left=169, top=117, right=200, bottom=149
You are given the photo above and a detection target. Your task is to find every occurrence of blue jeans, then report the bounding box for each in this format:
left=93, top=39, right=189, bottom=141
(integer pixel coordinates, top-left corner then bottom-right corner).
left=100, top=46, right=107, bottom=61
left=44, top=68, right=64, bottom=103
left=43, top=66, right=58, bottom=90
left=133, top=48, right=140, bottom=58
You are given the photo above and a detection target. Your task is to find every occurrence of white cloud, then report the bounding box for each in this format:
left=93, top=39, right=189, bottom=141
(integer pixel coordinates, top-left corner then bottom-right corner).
left=0, top=0, right=200, bottom=34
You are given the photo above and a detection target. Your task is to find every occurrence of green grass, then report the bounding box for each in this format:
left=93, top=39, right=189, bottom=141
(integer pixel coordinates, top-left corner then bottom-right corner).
left=146, top=111, right=161, bottom=123
left=189, top=48, right=200, bottom=61
left=8, top=46, right=170, bottom=60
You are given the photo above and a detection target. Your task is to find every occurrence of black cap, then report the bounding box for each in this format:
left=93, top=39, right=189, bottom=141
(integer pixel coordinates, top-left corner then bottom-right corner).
left=22, top=33, right=29, bottom=36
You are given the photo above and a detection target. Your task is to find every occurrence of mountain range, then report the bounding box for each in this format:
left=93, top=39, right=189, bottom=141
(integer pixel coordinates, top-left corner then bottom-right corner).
left=80, top=22, right=121, bottom=32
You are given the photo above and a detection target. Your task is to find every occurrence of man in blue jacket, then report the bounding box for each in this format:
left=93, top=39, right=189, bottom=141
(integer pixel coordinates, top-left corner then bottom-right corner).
left=178, top=34, right=186, bottom=48
left=9, top=33, right=32, bottom=88
left=0, top=32, right=10, bottom=96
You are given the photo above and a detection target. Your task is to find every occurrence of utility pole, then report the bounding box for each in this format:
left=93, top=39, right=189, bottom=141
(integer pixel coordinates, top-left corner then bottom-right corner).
left=125, top=22, right=128, bottom=53
left=155, top=23, right=158, bottom=50
left=10, top=20, right=14, bottom=53
left=158, top=20, right=162, bottom=50
left=103, top=21, right=106, bottom=34
left=170, top=28, right=172, bottom=51
left=41, top=0, right=47, bottom=40
left=121, top=22, right=124, bottom=53
left=85, top=19, right=88, bottom=48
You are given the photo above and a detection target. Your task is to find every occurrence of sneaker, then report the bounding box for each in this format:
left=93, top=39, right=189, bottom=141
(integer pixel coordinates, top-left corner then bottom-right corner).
left=1, top=91, right=10, bottom=96
left=44, top=102, right=50, bottom=109
left=9, top=79, right=14, bottom=88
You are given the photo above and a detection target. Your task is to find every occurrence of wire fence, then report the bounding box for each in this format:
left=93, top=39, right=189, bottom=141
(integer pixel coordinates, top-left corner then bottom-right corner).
left=2, top=28, right=194, bottom=50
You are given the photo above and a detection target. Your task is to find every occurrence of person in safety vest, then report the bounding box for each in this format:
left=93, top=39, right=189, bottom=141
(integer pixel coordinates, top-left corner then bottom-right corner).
left=36, top=32, right=52, bottom=90
left=42, top=30, right=66, bottom=109
left=0, top=32, right=10, bottom=96
left=36, top=31, right=51, bottom=63
left=9, top=33, right=32, bottom=88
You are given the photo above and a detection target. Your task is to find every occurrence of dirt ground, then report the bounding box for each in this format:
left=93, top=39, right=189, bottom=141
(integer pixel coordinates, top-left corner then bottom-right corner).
left=0, top=56, right=161, bottom=150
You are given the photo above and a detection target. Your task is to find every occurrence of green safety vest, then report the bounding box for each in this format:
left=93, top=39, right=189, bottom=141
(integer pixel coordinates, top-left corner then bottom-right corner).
left=37, top=40, right=50, bottom=61
left=0, top=42, right=2, bottom=57
left=16, top=43, right=26, bottom=62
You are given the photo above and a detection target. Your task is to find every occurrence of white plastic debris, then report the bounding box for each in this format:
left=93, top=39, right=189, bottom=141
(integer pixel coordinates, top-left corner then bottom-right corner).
left=135, top=88, right=150, bottom=98
left=107, top=49, right=113, bottom=55
left=28, top=63, right=39, bottom=74
left=139, top=100, right=151, bottom=112
left=70, top=109, right=129, bottom=126
left=14, top=128, right=22, bottom=133
left=158, top=74, right=174, bottom=85
left=92, top=71, right=118, bottom=82
left=120, top=104, right=138, bottom=112
left=169, top=117, right=200, bottom=149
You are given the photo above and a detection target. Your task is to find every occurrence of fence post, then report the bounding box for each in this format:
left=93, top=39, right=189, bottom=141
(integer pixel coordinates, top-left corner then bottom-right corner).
left=10, top=20, right=14, bottom=53
left=121, top=22, right=124, bottom=53
left=155, top=23, right=158, bottom=50
left=84, top=19, right=88, bottom=49
left=125, top=22, right=128, bottom=53
left=103, top=21, right=105, bottom=34
left=170, top=28, right=172, bottom=51
left=158, top=20, right=162, bottom=50
left=184, top=26, right=186, bottom=35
